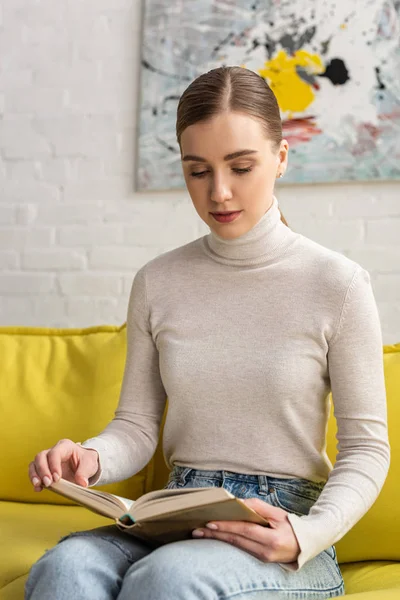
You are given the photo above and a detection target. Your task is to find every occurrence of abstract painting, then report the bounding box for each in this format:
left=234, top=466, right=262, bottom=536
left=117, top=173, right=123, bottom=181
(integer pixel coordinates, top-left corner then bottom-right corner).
left=137, top=0, right=400, bottom=190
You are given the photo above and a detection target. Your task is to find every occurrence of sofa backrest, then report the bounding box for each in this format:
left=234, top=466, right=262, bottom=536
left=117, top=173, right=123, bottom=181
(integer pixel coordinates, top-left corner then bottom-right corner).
left=0, top=325, right=399, bottom=564
left=0, top=325, right=154, bottom=504
left=327, top=343, right=399, bottom=564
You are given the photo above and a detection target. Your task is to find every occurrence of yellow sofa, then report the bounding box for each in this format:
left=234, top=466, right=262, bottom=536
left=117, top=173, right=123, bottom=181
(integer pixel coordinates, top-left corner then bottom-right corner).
left=0, top=324, right=399, bottom=599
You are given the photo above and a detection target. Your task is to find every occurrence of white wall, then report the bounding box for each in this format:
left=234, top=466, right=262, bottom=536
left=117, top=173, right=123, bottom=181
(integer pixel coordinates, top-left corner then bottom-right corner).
left=0, top=0, right=399, bottom=344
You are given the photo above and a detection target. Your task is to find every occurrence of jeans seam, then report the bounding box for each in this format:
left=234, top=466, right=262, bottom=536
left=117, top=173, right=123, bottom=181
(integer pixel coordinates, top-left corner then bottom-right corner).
left=272, top=486, right=322, bottom=502
left=270, top=491, right=305, bottom=517
left=59, top=532, right=137, bottom=563
left=178, top=476, right=221, bottom=483
left=217, top=579, right=345, bottom=599
left=98, top=536, right=137, bottom=563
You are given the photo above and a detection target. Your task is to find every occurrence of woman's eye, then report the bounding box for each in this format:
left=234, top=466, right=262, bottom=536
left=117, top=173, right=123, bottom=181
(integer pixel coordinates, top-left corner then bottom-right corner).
left=190, top=167, right=252, bottom=178
left=233, top=167, right=252, bottom=175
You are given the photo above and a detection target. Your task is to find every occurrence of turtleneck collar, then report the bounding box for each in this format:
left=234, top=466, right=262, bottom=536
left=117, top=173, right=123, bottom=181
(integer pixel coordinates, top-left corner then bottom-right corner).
left=202, top=195, right=295, bottom=266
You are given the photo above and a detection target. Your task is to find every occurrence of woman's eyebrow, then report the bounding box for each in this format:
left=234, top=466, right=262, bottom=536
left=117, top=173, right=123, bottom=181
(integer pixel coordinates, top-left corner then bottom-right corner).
left=182, top=149, right=258, bottom=162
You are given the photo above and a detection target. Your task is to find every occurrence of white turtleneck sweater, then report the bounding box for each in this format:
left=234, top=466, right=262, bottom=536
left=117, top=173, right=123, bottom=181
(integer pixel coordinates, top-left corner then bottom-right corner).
left=82, top=196, right=390, bottom=572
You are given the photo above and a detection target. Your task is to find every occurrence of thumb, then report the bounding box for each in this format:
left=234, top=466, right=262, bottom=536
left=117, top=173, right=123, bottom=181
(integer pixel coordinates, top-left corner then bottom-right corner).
left=74, top=467, right=89, bottom=487
left=73, top=449, right=91, bottom=487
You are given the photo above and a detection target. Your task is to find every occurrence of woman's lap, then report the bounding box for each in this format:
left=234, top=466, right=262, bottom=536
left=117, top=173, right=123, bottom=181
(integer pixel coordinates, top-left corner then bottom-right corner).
left=125, top=535, right=344, bottom=599
left=25, top=468, right=345, bottom=600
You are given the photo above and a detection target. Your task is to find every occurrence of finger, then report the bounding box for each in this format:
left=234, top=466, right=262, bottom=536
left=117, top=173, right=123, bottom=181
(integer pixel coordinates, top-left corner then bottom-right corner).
left=47, top=439, right=75, bottom=482
left=33, top=450, right=53, bottom=486
left=28, top=461, right=43, bottom=492
left=74, top=449, right=95, bottom=486
left=205, top=520, right=274, bottom=544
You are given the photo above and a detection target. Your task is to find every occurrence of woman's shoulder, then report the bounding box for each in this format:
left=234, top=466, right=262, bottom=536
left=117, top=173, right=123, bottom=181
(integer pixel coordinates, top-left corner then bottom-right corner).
left=298, top=233, right=365, bottom=279
left=293, top=233, right=368, bottom=302
left=134, top=237, right=205, bottom=279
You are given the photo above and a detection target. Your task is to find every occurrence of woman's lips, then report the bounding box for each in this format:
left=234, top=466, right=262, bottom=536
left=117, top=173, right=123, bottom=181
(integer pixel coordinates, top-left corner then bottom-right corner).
left=210, top=211, right=242, bottom=223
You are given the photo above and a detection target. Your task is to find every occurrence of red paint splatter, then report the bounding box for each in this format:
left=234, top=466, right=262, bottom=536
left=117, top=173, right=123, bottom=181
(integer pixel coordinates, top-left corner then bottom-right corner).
left=282, top=116, right=322, bottom=145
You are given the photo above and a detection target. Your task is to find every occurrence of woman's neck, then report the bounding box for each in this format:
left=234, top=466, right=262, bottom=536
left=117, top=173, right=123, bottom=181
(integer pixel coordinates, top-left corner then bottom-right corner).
left=202, top=196, right=295, bottom=266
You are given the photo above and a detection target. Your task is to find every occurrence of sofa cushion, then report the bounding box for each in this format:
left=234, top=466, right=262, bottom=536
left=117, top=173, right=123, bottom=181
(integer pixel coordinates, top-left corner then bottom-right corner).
left=326, top=344, right=400, bottom=563
left=0, top=501, right=109, bottom=589
left=340, top=561, right=400, bottom=595
left=0, top=325, right=154, bottom=504
left=0, top=575, right=27, bottom=600
left=1, top=500, right=400, bottom=600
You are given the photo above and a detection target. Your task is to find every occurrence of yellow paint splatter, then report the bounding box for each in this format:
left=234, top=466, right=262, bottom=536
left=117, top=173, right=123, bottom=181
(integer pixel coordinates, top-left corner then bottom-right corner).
left=258, top=49, right=325, bottom=115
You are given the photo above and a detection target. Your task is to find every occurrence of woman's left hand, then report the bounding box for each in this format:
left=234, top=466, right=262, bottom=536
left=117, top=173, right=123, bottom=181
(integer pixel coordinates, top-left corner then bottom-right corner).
left=191, top=497, right=300, bottom=565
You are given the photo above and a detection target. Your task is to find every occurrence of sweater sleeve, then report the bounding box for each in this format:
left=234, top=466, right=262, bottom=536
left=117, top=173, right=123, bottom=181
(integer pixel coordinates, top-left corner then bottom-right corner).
left=80, top=266, right=167, bottom=486
left=280, top=266, right=390, bottom=572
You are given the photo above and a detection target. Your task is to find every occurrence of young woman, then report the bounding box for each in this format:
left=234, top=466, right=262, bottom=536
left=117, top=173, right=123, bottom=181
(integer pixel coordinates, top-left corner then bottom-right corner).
left=26, top=66, right=390, bottom=600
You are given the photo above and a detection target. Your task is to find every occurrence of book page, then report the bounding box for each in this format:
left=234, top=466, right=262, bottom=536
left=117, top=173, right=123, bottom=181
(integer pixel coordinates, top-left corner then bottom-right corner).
left=131, top=487, right=236, bottom=521
left=49, top=479, right=133, bottom=517
left=112, top=494, right=135, bottom=512
left=132, top=486, right=221, bottom=510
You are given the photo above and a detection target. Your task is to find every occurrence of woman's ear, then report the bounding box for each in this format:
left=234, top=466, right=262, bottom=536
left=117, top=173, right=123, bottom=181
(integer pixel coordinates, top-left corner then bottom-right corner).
left=278, top=139, right=289, bottom=176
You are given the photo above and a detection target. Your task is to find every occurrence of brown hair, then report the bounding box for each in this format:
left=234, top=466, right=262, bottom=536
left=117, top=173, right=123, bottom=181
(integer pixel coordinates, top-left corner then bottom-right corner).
left=176, top=65, right=288, bottom=227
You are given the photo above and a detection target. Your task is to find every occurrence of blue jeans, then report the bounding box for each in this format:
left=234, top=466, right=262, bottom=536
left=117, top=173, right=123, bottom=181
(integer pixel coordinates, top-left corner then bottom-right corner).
left=25, top=467, right=345, bottom=599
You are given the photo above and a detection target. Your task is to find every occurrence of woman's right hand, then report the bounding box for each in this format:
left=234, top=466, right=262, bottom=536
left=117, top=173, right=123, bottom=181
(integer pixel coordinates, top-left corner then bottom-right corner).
left=28, top=439, right=99, bottom=492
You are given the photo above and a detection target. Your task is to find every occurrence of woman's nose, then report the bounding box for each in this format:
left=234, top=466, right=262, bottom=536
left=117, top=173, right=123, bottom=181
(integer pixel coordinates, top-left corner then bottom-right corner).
left=210, top=177, right=233, bottom=204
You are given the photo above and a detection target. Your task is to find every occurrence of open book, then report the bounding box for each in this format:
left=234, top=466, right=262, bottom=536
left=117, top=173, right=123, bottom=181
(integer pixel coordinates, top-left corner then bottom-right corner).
left=48, top=478, right=270, bottom=545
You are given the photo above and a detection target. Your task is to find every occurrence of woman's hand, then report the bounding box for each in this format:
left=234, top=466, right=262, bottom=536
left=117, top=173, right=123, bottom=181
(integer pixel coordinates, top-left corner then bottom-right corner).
left=28, top=439, right=99, bottom=492
left=192, top=497, right=300, bottom=565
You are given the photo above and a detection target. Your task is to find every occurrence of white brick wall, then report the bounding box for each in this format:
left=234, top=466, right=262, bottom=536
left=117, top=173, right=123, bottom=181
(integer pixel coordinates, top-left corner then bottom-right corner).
left=0, top=0, right=399, bottom=343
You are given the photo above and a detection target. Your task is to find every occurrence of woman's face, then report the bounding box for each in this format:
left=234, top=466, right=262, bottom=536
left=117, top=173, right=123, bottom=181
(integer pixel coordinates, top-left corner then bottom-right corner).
left=180, top=111, right=288, bottom=239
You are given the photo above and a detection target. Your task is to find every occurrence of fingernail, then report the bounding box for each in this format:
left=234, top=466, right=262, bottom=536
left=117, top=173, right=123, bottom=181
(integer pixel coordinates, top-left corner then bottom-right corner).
left=52, top=473, right=60, bottom=482
left=43, top=476, right=51, bottom=487
left=192, top=529, right=204, bottom=537
left=206, top=523, right=218, bottom=530
left=32, top=477, right=40, bottom=486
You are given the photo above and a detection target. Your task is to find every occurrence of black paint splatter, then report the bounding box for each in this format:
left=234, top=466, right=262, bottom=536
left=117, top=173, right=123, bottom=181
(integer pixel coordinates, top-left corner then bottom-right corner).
left=160, top=94, right=181, bottom=115
left=212, top=32, right=235, bottom=57
left=375, top=66, right=386, bottom=90
left=297, top=26, right=317, bottom=50
left=250, top=0, right=262, bottom=10
left=156, top=137, right=177, bottom=153
left=278, top=26, right=317, bottom=55
left=320, top=37, right=332, bottom=55
left=319, top=58, right=350, bottom=85
left=263, top=33, right=277, bottom=59
left=141, top=59, right=191, bottom=81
